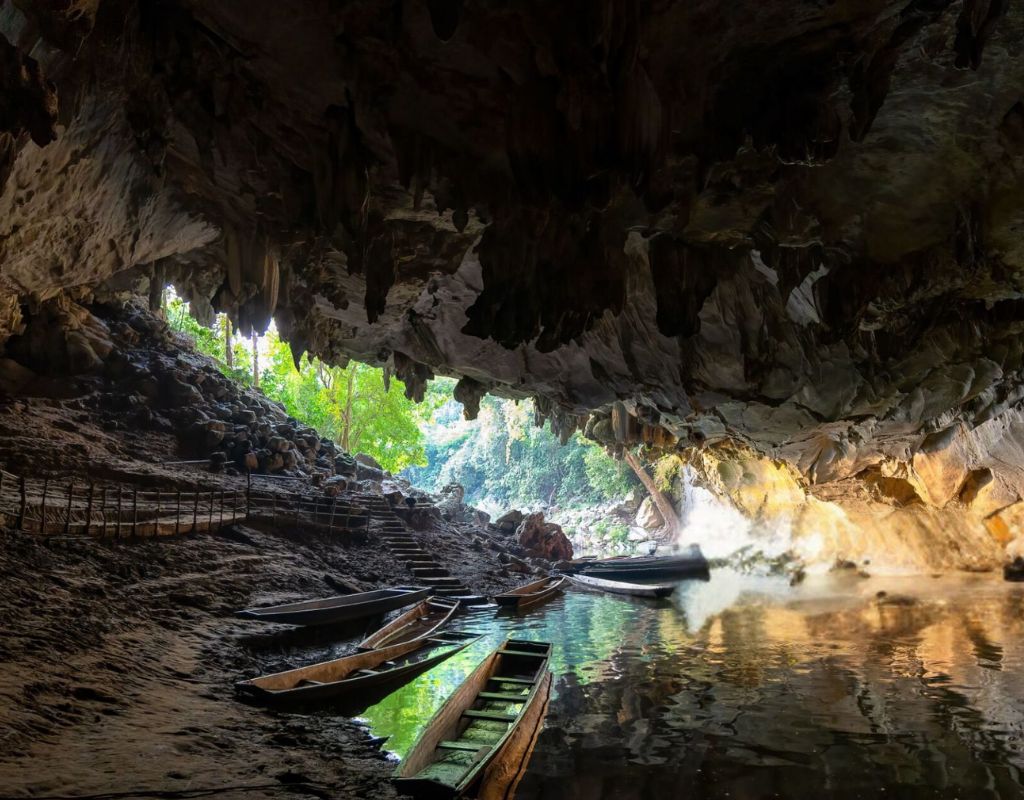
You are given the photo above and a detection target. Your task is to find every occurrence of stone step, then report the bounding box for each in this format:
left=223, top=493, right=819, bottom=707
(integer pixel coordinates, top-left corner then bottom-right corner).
left=419, top=576, right=464, bottom=587
left=411, top=567, right=448, bottom=578
left=434, top=588, right=474, bottom=598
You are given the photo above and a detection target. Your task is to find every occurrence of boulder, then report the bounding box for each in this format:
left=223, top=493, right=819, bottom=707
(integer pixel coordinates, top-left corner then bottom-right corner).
left=323, top=475, right=348, bottom=497
left=380, top=479, right=407, bottom=506
left=515, top=512, right=573, bottom=561
left=355, top=460, right=385, bottom=482
left=635, top=496, right=664, bottom=530
left=335, top=453, right=357, bottom=475
left=494, top=509, right=524, bottom=534
left=355, top=452, right=383, bottom=470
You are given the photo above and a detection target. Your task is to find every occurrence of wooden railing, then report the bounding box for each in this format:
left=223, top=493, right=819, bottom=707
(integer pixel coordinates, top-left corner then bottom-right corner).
left=0, top=469, right=372, bottom=539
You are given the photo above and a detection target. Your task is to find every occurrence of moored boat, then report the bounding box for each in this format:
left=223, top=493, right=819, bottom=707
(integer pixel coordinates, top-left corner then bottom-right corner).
left=566, top=573, right=676, bottom=598
left=393, top=639, right=552, bottom=799
left=236, top=585, right=430, bottom=626
left=236, top=631, right=480, bottom=705
left=569, top=545, right=709, bottom=580
left=358, top=597, right=460, bottom=650
left=494, top=576, right=566, bottom=611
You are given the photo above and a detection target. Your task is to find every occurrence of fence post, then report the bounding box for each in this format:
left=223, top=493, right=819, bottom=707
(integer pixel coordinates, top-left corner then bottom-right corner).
left=64, top=480, right=74, bottom=535
left=116, top=486, right=123, bottom=538
left=84, top=482, right=94, bottom=536
left=40, top=477, right=49, bottom=535
left=271, top=494, right=277, bottom=528
left=219, top=490, right=225, bottom=528
left=154, top=490, right=161, bottom=538
left=246, top=472, right=252, bottom=520
left=328, top=496, right=337, bottom=534
left=132, top=487, right=138, bottom=537
left=17, top=476, right=26, bottom=531
left=208, top=491, right=214, bottom=530
left=193, top=486, right=199, bottom=532
left=100, top=486, right=108, bottom=537
left=175, top=490, right=182, bottom=535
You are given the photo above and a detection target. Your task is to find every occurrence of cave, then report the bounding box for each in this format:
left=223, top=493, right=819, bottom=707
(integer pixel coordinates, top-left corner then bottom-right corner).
left=2, top=2, right=1024, bottom=798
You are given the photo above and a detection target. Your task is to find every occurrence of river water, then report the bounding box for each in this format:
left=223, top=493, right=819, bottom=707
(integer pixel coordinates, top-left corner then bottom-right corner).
left=359, top=570, right=1024, bottom=799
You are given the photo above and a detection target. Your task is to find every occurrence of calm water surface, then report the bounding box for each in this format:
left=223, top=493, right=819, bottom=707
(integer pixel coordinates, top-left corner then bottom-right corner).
left=359, top=571, right=1024, bottom=799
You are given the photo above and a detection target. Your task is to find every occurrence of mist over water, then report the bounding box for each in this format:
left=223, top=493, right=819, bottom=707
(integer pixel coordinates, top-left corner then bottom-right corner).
left=676, top=467, right=791, bottom=561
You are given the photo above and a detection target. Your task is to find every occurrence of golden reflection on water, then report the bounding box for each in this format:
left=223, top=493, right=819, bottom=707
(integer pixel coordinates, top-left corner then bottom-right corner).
left=358, top=571, right=1024, bottom=799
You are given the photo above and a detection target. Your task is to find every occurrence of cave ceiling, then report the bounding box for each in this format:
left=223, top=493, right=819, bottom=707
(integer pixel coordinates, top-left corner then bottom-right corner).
left=2, top=0, right=1024, bottom=501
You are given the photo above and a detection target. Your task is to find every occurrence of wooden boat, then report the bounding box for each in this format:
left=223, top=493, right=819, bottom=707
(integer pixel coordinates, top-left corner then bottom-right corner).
left=236, top=631, right=481, bottom=705
left=494, top=576, right=566, bottom=611
left=358, top=597, right=460, bottom=650
left=570, top=545, right=709, bottom=580
left=236, top=585, right=429, bottom=626
left=566, top=573, right=676, bottom=598
left=393, top=639, right=552, bottom=799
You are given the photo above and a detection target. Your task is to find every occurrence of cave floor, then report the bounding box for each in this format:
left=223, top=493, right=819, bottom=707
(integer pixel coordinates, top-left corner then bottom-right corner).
left=0, top=521, right=492, bottom=800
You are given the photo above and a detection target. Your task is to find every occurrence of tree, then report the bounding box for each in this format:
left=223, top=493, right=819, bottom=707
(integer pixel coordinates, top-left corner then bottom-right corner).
left=623, top=449, right=681, bottom=537
left=166, top=288, right=429, bottom=472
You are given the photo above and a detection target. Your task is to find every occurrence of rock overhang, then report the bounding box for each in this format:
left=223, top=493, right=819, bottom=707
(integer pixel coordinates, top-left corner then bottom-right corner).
left=1, top=0, right=1024, bottom=515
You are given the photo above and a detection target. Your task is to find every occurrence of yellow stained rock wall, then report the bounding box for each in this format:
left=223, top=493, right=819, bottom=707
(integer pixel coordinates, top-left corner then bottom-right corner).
left=687, top=448, right=1005, bottom=574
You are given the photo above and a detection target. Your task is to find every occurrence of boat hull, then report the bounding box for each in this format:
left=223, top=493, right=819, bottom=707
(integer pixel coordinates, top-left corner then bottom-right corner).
left=358, top=598, right=459, bottom=650
left=567, top=573, right=676, bottom=598
left=236, top=586, right=430, bottom=626
left=494, top=577, right=566, bottom=610
left=236, top=634, right=479, bottom=705
left=571, top=549, right=709, bottom=581
left=394, top=639, right=552, bottom=799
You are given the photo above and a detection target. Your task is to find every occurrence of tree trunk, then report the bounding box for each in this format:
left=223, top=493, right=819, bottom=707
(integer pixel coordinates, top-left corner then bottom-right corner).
left=251, top=330, right=259, bottom=388
left=623, top=449, right=681, bottom=538
left=224, top=317, right=233, bottom=369
left=341, top=367, right=355, bottom=452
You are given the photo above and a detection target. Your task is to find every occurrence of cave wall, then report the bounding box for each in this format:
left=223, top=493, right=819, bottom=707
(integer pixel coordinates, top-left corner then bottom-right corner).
left=2, top=0, right=1024, bottom=559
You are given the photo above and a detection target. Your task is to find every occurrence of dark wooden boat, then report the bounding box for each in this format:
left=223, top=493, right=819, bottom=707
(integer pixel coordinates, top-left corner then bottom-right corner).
left=235, top=631, right=481, bottom=705
left=393, top=639, right=552, bottom=799
left=570, top=545, right=709, bottom=580
left=566, top=573, right=676, bottom=598
left=358, top=597, right=460, bottom=650
left=494, top=576, right=566, bottom=610
left=236, top=585, right=429, bottom=626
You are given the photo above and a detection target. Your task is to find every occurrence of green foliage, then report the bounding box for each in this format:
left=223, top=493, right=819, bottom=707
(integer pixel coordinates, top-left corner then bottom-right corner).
left=406, top=389, right=640, bottom=508
left=593, top=519, right=630, bottom=546
left=653, top=454, right=682, bottom=493
left=165, top=287, right=638, bottom=497
left=165, top=289, right=429, bottom=473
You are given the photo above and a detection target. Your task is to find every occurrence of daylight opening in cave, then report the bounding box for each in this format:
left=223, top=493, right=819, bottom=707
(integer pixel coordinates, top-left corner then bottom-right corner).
left=2, top=2, right=1024, bottom=798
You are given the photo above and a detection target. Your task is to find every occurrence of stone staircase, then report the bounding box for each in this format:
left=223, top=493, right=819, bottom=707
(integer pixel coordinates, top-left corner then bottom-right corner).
left=357, top=493, right=485, bottom=603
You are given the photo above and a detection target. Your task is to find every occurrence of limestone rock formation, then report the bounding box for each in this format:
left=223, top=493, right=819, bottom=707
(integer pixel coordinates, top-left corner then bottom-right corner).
left=516, top=512, right=573, bottom=562
left=1, top=1, right=1024, bottom=557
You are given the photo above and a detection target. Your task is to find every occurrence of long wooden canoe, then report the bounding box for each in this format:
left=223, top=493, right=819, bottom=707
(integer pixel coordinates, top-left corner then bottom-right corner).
left=494, top=576, right=566, bottom=611
left=236, top=585, right=429, bottom=626
left=570, top=546, right=709, bottom=580
left=236, top=631, right=481, bottom=705
left=358, top=597, right=460, bottom=651
left=566, top=573, right=676, bottom=598
left=393, top=639, right=552, bottom=799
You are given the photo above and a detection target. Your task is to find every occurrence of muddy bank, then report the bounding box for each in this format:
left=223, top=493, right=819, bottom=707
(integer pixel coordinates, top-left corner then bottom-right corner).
left=0, top=517, right=520, bottom=799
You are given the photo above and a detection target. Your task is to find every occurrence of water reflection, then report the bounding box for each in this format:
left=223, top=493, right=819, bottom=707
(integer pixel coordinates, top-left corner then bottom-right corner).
left=358, top=571, right=1024, bottom=798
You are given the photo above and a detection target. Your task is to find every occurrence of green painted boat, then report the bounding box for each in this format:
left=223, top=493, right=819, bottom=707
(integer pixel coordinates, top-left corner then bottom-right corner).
left=393, top=639, right=552, bottom=799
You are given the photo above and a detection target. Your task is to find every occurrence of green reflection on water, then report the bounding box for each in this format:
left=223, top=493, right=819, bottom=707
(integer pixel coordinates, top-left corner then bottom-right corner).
left=357, top=591, right=667, bottom=757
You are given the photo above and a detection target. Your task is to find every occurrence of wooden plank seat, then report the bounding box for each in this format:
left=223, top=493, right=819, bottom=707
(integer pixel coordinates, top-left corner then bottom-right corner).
left=462, top=710, right=518, bottom=722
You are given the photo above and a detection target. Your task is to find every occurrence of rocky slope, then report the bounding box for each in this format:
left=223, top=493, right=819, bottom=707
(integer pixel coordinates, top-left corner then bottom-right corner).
left=2, top=1, right=1024, bottom=557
